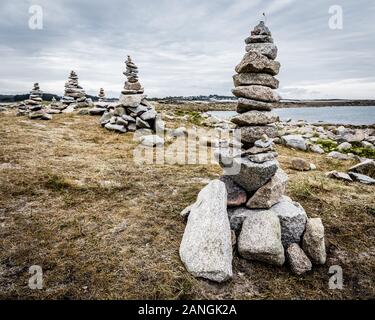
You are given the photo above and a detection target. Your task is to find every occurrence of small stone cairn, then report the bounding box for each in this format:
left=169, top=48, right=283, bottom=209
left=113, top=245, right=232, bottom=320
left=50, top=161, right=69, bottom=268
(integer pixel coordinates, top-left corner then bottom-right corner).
left=17, top=83, right=51, bottom=120
left=98, top=88, right=106, bottom=102
left=98, top=56, right=160, bottom=134
left=61, top=71, right=91, bottom=110
left=179, top=21, right=327, bottom=282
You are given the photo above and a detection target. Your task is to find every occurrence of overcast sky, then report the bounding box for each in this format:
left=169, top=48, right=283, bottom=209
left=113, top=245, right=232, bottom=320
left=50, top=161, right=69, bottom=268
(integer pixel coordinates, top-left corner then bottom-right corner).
left=0, top=0, right=374, bottom=99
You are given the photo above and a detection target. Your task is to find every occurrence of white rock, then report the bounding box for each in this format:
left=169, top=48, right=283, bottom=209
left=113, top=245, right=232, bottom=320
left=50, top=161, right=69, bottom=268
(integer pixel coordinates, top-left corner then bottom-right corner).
left=302, top=218, right=326, bottom=265
left=139, top=135, right=164, bottom=147
left=179, top=180, right=233, bottom=282
left=238, top=211, right=285, bottom=266
left=282, top=135, right=307, bottom=151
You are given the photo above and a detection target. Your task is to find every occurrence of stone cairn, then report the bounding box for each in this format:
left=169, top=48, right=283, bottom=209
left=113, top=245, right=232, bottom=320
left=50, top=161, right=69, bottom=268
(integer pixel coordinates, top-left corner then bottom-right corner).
left=61, top=71, right=91, bottom=110
left=179, top=21, right=327, bottom=282
left=98, top=88, right=106, bottom=102
left=97, top=56, right=160, bottom=134
left=17, top=83, right=52, bottom=120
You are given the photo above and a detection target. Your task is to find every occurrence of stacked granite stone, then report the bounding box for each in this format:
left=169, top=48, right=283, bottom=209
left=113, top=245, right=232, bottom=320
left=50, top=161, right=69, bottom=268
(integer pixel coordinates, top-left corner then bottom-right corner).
left=179, top=22, right=327, bottom=282
left=99, top=56, right=159, bottom=134
left=98, top=88, right=106, bottom=102
left=61, top=71, right=90, bottom=109
left=17, top=83, right=51, bottom=120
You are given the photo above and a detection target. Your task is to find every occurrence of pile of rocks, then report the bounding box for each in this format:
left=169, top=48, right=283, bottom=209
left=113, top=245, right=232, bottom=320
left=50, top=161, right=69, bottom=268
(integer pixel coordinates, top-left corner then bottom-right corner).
left=61, top=71, right=91, bottom=110
left=98, top=56, right=160, bottom=134
left=98, top=88, right=106, bottom=102
left=327, top=159, right=375, bottom=184
left=179, top=22, right=327, bottom=282
left=17, top=83, right=52, bottom=120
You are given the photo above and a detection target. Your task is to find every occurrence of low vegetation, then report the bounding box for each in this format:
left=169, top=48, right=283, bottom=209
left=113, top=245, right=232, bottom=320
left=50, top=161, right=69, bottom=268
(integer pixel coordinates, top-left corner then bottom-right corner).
left=0, top=107, right=374, bottom=299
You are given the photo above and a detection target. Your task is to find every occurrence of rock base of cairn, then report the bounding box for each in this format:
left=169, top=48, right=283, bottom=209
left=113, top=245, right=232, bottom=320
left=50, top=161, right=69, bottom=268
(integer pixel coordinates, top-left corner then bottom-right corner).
left=17, top=83, right=52, bottom=120
left=179, top=21, right=326, bottom=282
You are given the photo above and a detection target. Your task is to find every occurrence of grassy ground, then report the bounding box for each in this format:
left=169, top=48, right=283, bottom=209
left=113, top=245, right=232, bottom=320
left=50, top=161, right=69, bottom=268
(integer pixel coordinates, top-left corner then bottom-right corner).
left=0, top=107, right=374, bottom=300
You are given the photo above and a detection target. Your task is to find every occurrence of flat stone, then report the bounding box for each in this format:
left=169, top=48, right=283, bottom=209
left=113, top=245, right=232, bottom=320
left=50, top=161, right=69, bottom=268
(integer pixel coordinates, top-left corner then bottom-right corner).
left=302, top=218, right=326, bottom=265
left=245, top=35, right=273, bottom=43
left=139, top=135, right=164, bottom=147
left=286, top=243, right=312, bottom=275
left=140, top=109, right=157, bottom=121
left=219, top=176, right=248, bottom=207
left=136, top=117, right=151, bottom=129
left=237, top=98, right=275, bottom=113
left=247, top=152, right=278, bottom=163
left=223, top=158, right=278, bottom=193
left=89, top=107, right=106, bottom=115
left=104, top=123, right=127, bottom=133
left=118, top=94, right=146, bottom=107
left=326, top=171, right=353, bottom=182
left=245, top=43, right=278, bottom=60
left=327, top=151, right=353, bottom=160
left=233, top=73, right=279, bottom=89
left=236, top=126, right=278, bottom=146
left=246, top=168, right=288, bottom=209
left=231, top=110, right=278, bottom=126
left=235, top=51, right=280, bottom=76
left=241, top=145, right=275, bottom=155
left=122, top=114, right=136, bottom=122
left=238, top=211, right=285, bottom=266
left=348, top=172, right=375, bottom=185
left=271, top=196, right=308, bottom=247
left=337, top=142, right=352, bottom=151
left=179, top=180, right=233, bottom=283
left=232, top=85, right=280, bottom=103
left=281, top=135, right=307, bottom=151
left=349, top=159, right=375, bottom=179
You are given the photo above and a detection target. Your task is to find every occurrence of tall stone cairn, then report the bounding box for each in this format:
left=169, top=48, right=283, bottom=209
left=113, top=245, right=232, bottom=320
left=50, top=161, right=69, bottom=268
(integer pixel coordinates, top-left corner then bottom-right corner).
left=61, top=70, right=88, bottom=106
left=122, top=55, right=144, bottom=95
left=97, top=55, right=161, bottom=134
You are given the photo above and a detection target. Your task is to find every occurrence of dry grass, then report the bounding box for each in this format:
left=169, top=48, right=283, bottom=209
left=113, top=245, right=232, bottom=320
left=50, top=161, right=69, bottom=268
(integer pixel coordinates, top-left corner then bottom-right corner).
left=0, top=108, right=374, bottom=300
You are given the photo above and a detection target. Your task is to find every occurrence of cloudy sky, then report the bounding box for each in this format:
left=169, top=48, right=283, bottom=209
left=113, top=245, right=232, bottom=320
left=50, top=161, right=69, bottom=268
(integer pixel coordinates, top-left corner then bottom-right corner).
left=0, top=0, right=374, bottom=99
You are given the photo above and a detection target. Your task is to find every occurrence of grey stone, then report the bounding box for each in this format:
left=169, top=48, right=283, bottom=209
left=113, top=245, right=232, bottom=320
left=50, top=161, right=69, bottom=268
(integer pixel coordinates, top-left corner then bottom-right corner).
left=281, top=135, right=307, bottom=151
left=247, top=152, right=278, bottom=163
left=245, top=35, right=273, bottom=43
left=140, top=109, right=157, bottom=121
left=309, top=144, right=325, bottom=154
left=139, top=135, right=164, bottom=147
left=245, top=43, right=278, bottom=60
left=348, top=172, right=375, bottom=185
left=272, top=196, right=308, bottom=247
left=104, top=123, right=127, bottom=133
left=231, top=110, right=278, bottom=126
left=302, top=218, right=326, bottom=265
left=179, top=180, right=233, bottom=282
left=290, top=158, right=312, bottom=171
left=237, top=98, right=275, bottom=113
left=238, top=211, right=285, bottom=266
left=349, top=159, right=375, bottom=179
left=237, top=126, right=278, bottom=146
left=246, top=168, right=288, bottom=209
left=219, top=176, right=248, bottom=207
left=286, top=243, right=312, bottom=275
left=223, top=157, right=278, bottom=192
left=122, top=114, right=136, bottom=122
left=326, top=170, right=353, bottom=182
left=235, top=51, right=280, bottom=76
left=136, top=117, right=151, bottom=129
left=337, top=142, right=352, bottom=151
left=170, top=127, right=187, bottom=137
left=118, top=94, right=146, bottom=107
left=100, top=112, right=113, bottom=126
left=232, top=85, right=280, bottom=103
left=233, top=73, right=279, bottom=89
left=89, top=107, right=106, bottom=115
left=327, top=151, right=353, bottom=160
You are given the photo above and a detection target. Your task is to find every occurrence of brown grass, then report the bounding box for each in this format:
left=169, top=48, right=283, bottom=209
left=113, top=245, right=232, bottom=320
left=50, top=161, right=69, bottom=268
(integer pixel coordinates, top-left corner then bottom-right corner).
left=0, top=108, right=374, bottom=300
